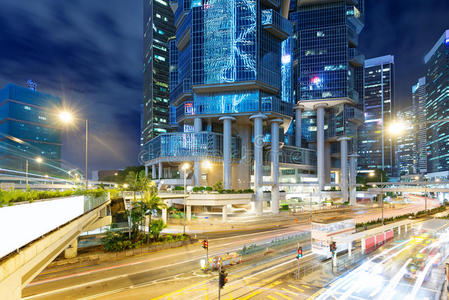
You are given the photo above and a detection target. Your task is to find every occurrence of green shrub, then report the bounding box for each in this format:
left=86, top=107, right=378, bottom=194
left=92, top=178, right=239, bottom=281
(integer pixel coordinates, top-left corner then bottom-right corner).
left=192, top=187, right=201, bottom=192
left=213, top=181, right=223, bottom=191
left=174, top=186, right=184, bottom=191
left=205, top=186, right=213, bottom=192
left=280, top=204, right=289, bottom=211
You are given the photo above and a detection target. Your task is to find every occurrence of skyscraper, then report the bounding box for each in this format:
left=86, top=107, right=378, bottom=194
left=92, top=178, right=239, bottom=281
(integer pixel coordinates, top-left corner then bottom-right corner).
left=0, top=83, right=62, bottom=174
left=358, top=55, right=395, bottom=176
left=424, top=30, right=449, bottom=176
left=412, top=77, right=427, bottom=174
left=142, top=0, right=175, bottom=145
left=396, top=106, right=417, bottom=176
left=290, top=0, right=365, bottom=202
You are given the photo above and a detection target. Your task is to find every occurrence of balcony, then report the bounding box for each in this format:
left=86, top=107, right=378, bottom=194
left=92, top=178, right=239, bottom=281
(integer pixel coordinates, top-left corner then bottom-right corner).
left=261, top=95, right=294, bottom=116
left=176, top=11, right=191, bottom=50
left=143, top=132, right=241, bottom=163
left=175, top=101, right=194, bottom=122
left=345, top=107, right=364, bottom=124
left=278, top=146, right=317, bottom=167
left=348, top=48, right=364, bottom=67
left=170, top=78, right=192, bottom=105
left=261, top=9, right=292, bottom=40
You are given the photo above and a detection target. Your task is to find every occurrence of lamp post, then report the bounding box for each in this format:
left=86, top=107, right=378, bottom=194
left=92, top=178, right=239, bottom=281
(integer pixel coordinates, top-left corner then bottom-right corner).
left=181, top=163, right=191, bottom=235
left=25, top=157, right=43, bottom=188
left=58, top=111, right=89, bottom=190
left=369, top=171, right=383, bottom=225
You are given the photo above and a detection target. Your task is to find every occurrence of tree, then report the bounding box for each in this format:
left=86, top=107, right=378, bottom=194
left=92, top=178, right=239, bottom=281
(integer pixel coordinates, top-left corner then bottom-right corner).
left=150, top=219, right=167, bottom=242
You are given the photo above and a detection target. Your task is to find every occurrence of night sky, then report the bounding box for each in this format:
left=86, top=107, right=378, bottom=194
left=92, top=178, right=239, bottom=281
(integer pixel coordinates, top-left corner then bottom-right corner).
left=0, top=1, right=448, bottom=172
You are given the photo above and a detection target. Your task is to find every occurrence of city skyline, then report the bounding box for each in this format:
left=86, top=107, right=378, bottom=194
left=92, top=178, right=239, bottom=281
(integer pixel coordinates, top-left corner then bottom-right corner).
left=0, top=0, right=448, bottom=171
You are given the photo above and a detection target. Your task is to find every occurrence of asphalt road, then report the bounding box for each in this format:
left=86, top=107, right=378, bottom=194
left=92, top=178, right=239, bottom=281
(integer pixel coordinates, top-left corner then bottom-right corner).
left=22, top=201, right=440, bottom=300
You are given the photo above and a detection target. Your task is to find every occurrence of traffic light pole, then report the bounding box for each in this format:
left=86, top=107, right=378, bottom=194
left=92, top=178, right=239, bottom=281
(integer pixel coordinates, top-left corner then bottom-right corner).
left=218, top=264, right=221, bottom=300
left=206, top=238, right=209, bottom=271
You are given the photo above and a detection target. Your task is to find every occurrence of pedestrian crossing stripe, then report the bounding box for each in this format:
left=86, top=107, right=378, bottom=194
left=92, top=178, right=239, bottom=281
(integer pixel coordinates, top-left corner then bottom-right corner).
left=274, top=292, right=292, bottom=300
left=301, top=284, right=311, bottom=289
left=288, top=285, right=304, bottom=292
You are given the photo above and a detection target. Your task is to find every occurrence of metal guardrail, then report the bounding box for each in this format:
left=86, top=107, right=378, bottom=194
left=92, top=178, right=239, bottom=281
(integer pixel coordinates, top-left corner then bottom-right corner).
left=239, top=232, right=311, bottom=257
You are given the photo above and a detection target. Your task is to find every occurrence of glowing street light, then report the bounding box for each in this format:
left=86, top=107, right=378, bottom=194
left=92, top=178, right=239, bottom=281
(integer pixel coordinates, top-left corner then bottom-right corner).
left=57, top=109, right=89, bottom=190
left=35, top=157, right=43, bottom=164
left=387, top=120, right=406, bottom=136
left=123, top=183, right=129, bottom=189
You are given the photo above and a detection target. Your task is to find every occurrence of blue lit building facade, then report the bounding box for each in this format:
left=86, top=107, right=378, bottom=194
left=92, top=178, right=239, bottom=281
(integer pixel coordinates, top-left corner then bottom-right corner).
left=0, top=84, right=62, bottom=174
left=289, top=0, right=365, bottom=203
left=358, top=55, right=395, bottom=177
left=142, top=0, right=175, bottom=145
left=143, top=0, right=319, bottom=216
left=425, top=30, right=449, bottom=177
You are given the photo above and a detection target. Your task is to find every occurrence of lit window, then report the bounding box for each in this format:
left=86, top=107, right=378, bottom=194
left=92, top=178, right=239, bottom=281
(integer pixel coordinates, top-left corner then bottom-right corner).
left=156, top=13, right=161, bottom=18
left=24, top=106, right=31, bottom=110
left=155, top=55, right=166, bottom=62
left=155, top=0, right=168, bottom=6
left=38, top=116, right=47, bottom=120
left=317, top=31, right=325, bottom=37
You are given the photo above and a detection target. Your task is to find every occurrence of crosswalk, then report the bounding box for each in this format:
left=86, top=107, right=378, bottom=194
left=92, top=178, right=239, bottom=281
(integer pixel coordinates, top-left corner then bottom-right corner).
left=239, top=280, right=318, bottom=300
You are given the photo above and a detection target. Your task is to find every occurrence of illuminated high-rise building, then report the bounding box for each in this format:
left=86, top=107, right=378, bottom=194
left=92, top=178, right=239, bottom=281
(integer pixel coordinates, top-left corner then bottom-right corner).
left=142, top=0, right=175, bottom=145
left=396, top=106, right=417, bottom=176
left=358, top=55, right=395, bottom=176
left=425, top=29, right=449, bottom=176
left=412, top=77, right=427, bottom=174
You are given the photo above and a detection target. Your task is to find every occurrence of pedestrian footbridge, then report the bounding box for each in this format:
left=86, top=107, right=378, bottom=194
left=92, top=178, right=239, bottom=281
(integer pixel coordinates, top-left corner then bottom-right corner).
left=0, top=195, right=111, bottom=299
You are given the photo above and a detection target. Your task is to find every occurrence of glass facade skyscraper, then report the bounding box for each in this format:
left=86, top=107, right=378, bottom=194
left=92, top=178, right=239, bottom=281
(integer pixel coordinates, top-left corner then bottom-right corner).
left=142, top=0, right=175, bottom=145
left=142, top=0, right=366, bottom=211
left=289, top=0, right=365, bottom=199
left=0, top=83, right=62, bottom=174
left=358, top=55, right=395, bottom=176
left=425, top=30, right=449, bottom=175
left=396, top=106, right=417, bottom=176
left=412, top=77, right=427, bottom=174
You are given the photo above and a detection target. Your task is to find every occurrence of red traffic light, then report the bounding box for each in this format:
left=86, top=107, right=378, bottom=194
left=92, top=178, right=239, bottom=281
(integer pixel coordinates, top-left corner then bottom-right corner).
left=297, top=246, right=303, bottom=259
left=329, top=242, right=337, bottom=253
left=202, top=240, right=208, bottom=249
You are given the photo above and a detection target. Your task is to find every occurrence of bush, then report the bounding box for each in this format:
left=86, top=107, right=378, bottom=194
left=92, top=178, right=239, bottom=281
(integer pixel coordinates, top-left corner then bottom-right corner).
left=243, top=189, right=254, bottom=193
left=192, top=187, right=201, bottom=193
left=174, top=186, right=184, bottom=191
left=280, top=204, right=289, bottom=211
left=213, top=181, right=223, bottom=191
left=205, top=186, right=213, bottom=192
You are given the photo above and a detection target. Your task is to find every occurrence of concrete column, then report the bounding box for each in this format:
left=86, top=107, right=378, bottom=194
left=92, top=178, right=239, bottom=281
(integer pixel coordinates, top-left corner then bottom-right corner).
left=145, top=165, right=148, bottom=177
left=324, top=142, right=331, bottom=184
left=315, top=104, right=327, bottom=191
left=250, top=114, right=267, bottom=216
left=271, top=119, right=282, bottom=214
left=222, top=205, right=228, bottom=222
left=64, top=239, right=78, bottom=259
left=338, top=137, right=351, bottom=203
left=158, top=162, right=162, bottom=180
left=294, top=105, right=303, bottom=148
left=349, top=154, right=358, bottom=206
left=162, top=208, right=168, bottom=224
left=186, top=205, right=192, bottom=222
left=347, top=242, right=352, bottom=258
left=193, top=118, right=203, bottom=186
left=219, top=116, right=236, bottom=190
left=152, top=164, right=156, bottom=179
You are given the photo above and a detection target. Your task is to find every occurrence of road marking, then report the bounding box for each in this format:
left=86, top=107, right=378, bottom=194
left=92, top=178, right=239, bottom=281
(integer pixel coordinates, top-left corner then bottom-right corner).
left=288, top=285, right=304, bottom=292
left=266, top=296, right=277, bottom=300
left=273, top=292, right=291, bottom=300
left=281, top=288, right=299, bottom=296
left=301, top=284, right=311, bottom=289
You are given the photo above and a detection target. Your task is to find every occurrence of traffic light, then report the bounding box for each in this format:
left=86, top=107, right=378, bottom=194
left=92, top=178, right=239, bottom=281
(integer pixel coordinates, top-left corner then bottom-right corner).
left=330, top=242, right=337, bottom=253
left=202, top=240, right=208, bottom=249
left=219, top=269, right=228, bottom=288
left=297, top=246, right=303, bottom=259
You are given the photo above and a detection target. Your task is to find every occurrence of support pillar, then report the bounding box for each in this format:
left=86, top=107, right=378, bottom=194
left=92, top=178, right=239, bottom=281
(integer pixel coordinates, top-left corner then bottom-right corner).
left=338, top=137, right=351, bottom=203
left=158, top=162, right=162, bottom=180
left=294, top=105, right=303, bottom=148
left=250, top=114, right=267, bottom=216
left=349, top=154, right=358, bottom=206
left=152, top=164, right=156, bottom=179
left=315, top=104, right=327, bottom=192
left=271, top=119, right=282, bottom=214
left=145, top=165, right=148, bottom=177
left=186, top=205, right=192, bottom=222
left=162, top=208, right=168, bottom=224
left=193, top=118, right=202, bottom=186
left=64, top=239, right=78, bottom=259
left=222, top=205, right=227, bottom=222
left=219, top=116, right=236, bottom=190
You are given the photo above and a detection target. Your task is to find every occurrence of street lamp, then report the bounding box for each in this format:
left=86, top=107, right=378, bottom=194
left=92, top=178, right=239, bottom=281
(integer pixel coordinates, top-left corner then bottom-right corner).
left=58, top=110, right=89, bottom=190
left=181, top=162, right=191, bottom=235
left=25, top=157, right=44, bottom=188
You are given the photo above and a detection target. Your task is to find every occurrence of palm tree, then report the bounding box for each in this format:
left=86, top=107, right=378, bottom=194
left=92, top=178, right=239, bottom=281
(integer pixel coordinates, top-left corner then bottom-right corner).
left=139, top=172, right=167, bottom=243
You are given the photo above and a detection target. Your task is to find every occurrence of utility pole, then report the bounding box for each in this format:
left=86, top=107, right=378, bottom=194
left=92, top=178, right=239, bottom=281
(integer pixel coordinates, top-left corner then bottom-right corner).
left=25, top=159, right=29, bottom=188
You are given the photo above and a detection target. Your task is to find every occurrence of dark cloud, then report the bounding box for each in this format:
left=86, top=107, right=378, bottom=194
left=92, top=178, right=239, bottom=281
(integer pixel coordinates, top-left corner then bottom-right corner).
left=0, top=0, right=142, bottom=173
left=360, top=0, right=449, bottom=110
